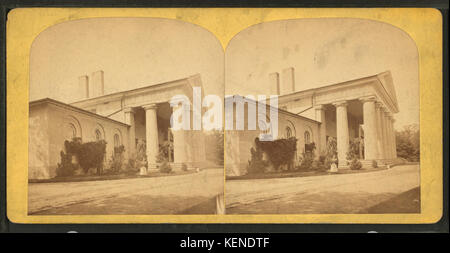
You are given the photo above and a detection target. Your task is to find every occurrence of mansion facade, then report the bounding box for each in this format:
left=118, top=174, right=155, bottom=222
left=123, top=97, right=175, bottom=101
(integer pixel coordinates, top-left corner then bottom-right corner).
left=225, top=68, right=401, bottom=176
left=29, top=71, right=207, bottom=179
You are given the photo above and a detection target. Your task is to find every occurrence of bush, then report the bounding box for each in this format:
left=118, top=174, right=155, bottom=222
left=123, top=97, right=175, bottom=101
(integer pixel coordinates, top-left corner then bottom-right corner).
left=372, top=160, right=378, bottom=168
left=257, top=137, right=297, bottom=171
left=135, top=140, right=148, bottom=169
left=297, top=152, right=313, bottom=171
left=156, top=141, right=172, bottom=163
left=349, top=158, right=362, bottom=170
left=156, top=141, right=172, bottom=173
left=247, top=143, right=268, bottom=174
left=347, top=139, right=362, bottom=170
left=57, top=138, right=107, bottom=176
left=396, top=124, right=420, bottom=162
left=76, top=140, right=107, bottom=175
left=323, top=137, right=337, bottom=170
left=181, top=163, right=188, bottom=171
left=56, top=150, right=77, bottom=177
left=159, top=161, right=172, bottom=173
left=108, top=145, right=125, bottom=174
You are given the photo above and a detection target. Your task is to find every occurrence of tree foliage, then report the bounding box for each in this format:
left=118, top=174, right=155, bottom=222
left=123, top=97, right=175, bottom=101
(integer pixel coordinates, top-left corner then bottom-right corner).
left=396, top=124, right=420, bottom=162
left=346, top=139, right=362, bottom=170
left=257, top=137, right=297, bottom=171
left=57, top=137, right=107, bottom=176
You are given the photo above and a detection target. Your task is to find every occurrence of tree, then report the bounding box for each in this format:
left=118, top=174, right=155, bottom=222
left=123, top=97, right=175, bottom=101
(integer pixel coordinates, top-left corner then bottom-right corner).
left=396, top=124, right=420, bottom=162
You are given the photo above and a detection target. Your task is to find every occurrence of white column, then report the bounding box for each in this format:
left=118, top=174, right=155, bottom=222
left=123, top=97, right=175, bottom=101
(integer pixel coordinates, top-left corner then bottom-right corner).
left=143, top=104, right=159, bottom=170
left=171, top=128, right=187, bottom=170
left=334, top=101, right=349, bottom=168
left=391, top=118, right=397, bottom=158
left=124, top=107, right=136, bottom=158
left=360, top=96, right=379, bottom=160
left=376, top=103, right=386, bottom=159
left=315, top=105, right=327, bottom=154
left=386, top=115, right=396, bottom=159
left=381, top=110, right=389, bottom=159
left=384, top=112, right=393, bottom=159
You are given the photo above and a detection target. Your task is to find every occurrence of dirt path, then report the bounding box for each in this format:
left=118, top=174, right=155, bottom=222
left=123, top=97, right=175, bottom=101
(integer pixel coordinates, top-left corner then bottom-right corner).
left=226, top=165, right=420, bottom=214
left=29, top=169, right=223, bottom=214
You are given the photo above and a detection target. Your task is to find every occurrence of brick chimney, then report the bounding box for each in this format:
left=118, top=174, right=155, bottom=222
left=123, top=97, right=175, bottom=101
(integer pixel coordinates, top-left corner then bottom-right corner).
left=91, top=70, right=104, bottom=97
left=281, top=67, right=295, bottom=95
left=78, top=75, right=89, bottom=99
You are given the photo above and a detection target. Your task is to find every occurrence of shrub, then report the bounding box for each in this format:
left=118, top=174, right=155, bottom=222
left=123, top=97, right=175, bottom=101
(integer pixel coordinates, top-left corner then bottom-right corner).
left=181, top=163, right=188, bottom=171
left=156, top=141, right=172, bottom=173
left=159, top=161, right=172, bottom=173
left=347, top=139, right=362, bottom=170
left=135, top=139, right=148, bottom=169
left=247, top=143, right=268, bottom=174
left=257, top=137, right=297, bottom=171
left=297, top=152, right=314, bottom=171
left=323, top=137, right=337, bottom=170
left=396, top=124, right=420, bottom=162
left=156, top=141, right=172, bottom=163
left=349, top=158, right=362, bottom=170
left=108, top=145, right=125, bottom=174
left=57, top=138, right=106, bottom=176
left=372, top=160, right=378, bottom=168
left=56, top=150, right=77, bottom=177
left=76, top=140, right=107, bottom=175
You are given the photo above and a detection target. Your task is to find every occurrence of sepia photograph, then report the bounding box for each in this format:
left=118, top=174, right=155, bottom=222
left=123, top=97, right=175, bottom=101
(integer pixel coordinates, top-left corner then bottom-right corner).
left=224, top=18, right=421, bottom=214
left=27, top=18, right=225, bottom=215
left=5, top=7, right=442, bottom=226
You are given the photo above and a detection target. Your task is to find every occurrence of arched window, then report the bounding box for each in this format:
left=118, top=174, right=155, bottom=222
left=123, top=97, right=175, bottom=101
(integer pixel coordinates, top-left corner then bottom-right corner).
left=95, top=129, right=103, bottom=141
left=65, top=123, right=77, bottom=140
left=114, top=134, right=120, bottom=147
left=286, top=126, right=292, bottom=138
left=304, top=131, right=311, bottom=144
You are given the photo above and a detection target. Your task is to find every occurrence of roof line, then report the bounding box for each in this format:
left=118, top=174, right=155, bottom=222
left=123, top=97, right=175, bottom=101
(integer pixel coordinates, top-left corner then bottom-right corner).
left=71, top=73, right=200, bottom=105
left=278, top=72, right=381, bottom=99
left=30, top=98, right=130, bottom=127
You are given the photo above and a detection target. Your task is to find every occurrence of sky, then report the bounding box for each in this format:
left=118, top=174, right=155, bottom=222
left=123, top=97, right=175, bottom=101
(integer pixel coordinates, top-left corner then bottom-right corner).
left=30, top=17, right=419, bottom=130
left=225, top=18, right=419, bottom=130
left=30, top=17, right=224, bottom=103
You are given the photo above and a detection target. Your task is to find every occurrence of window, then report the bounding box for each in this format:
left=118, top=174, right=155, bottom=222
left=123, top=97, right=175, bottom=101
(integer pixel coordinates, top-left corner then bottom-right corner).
left=65, top=123, right=77, bottom=140
left=114, top=134, right=120, bottom=147
left=95, top=129, right=102, bottom=141
left=286, top=127, right=292, bottom=138
left=304, top=131, right=311, bottom=144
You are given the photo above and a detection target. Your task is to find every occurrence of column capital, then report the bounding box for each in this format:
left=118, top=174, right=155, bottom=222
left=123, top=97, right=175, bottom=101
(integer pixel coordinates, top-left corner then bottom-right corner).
left=359, top=95, right=377, bottom=103
left=142, top=103, right=158, bottom=110
left=314, top=104, right=326, bottom=110
left=123, top=107, right=136, bottom=114
left=332, top=100, right=348, bottom=107
left=375, top=101, right=385, bottom=109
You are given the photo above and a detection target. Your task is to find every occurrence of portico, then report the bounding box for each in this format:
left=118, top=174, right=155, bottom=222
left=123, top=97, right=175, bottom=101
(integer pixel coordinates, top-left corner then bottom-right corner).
left=71, top=73, right=208, bottom=172
left=277, top=70, right=400, bottom=169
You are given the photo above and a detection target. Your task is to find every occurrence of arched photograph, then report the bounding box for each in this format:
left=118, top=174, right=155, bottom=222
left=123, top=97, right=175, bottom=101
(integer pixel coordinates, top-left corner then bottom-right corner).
left=224, top=18, right=420, bottom=214
left=27, top=17, right=225, bottom=215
